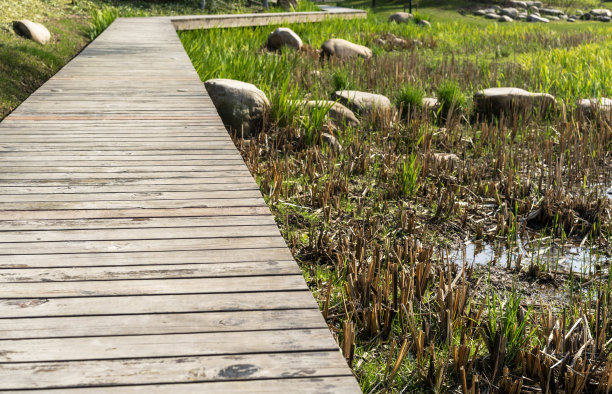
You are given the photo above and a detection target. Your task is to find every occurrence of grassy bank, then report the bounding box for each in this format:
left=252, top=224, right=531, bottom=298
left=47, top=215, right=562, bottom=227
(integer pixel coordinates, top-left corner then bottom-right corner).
left=0, top=0, right=289, bottom=119
left=180, top=3, right=612, bottom=392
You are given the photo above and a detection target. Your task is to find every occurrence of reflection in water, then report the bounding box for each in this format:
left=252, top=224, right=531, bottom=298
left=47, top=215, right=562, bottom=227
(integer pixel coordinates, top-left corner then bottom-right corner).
left=449, top=239, right=608, bottom=274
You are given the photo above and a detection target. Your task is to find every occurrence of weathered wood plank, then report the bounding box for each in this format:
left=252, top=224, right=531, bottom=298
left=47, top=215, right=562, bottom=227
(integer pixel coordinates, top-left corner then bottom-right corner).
left=0, top=275, right=307, bottom=298
left=0, top=247, right=294, bottom=268
left=0, top=291, right=318, bottom=318
left=0, top=328, right=340, bottom=362
left=0, top=309, right=326, bottom=339
left=0, top=353, right=355, bottom=391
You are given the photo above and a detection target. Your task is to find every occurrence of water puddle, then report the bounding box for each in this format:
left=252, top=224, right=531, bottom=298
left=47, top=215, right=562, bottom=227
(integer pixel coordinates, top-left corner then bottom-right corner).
left=449, top=239, right=609, bottom=274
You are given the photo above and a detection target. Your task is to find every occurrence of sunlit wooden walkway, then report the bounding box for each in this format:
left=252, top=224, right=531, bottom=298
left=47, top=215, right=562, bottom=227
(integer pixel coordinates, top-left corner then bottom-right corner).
left=0, top=15, right=360, bottom=392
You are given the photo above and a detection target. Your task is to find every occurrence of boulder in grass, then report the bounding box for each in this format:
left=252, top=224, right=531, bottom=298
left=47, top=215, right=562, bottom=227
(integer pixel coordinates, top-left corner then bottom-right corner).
left=501, top=8, right=519, bottom=18
left=499, top=15, right=514, bottom=22
left=13, top=20, right=51, bottom=45
left=526, top=1, right=543, bottom=7
left=474, top=10, right=486, bottom=16
left=304, top=100, right=361, bottom=128
left=321, top=38, right=372, bottom=60
left=204, top=79, right=270, bottom=138
left=389, top=12, right=413, bottom=23
left=265, top=27, right=302, bottom=51
left=527, top=14, right=549, bottom=22
left=422, top=97, right=440, bottom=112
left=591, top=8, right=612, bottom=18
left=473, top=87, right=556, bottom=117
left=577, top=98, right=612, bottom=120
left=332, top=90, right=393, bottom=114
left=485, top=13, right=501, bottom=20
left=418, top=20, right=431, bottom=27
left=509, top=0, right=527, bottom=8
left=601, top=16, right=612, bottom=22
left=539, top=8, right=564, bottom=16
left=528, top=5, right=539, bottom=14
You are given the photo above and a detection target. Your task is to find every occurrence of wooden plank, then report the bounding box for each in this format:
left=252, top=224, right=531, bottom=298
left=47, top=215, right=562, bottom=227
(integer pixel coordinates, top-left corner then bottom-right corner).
left=0, top=328, right=339, bottom=362
left=0, top=198, right=266, bottom=210
left=0, top=309, right=326, bottom=339
left=0, top=353, right=355, bottom=391
left=0, top=236, right=287, bottom=255
left=0, top=275, right=307, bottom=298
left=29, top=377, right=360, bottom=393
left=0, top=261, right=299, bottom=282
left=0, top=190, right=263, bottom=202
left=0, top=291, right=318, bottom=318
left=0, top=206, right=271, bottom=220
left=0, top=247, right=294, bottom=269
left=0, top=215, right=275, bottom=231
left=0, top=225, right=280, bottom=243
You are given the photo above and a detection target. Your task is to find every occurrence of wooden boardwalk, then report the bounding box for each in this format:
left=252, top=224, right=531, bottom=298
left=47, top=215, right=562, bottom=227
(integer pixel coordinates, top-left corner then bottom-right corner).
left=0, top=15, right=360, bottom=392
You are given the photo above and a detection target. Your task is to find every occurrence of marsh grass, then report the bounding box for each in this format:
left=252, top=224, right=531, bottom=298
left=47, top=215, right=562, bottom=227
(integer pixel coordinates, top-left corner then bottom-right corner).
left=180, top=7, right=612, bottom=392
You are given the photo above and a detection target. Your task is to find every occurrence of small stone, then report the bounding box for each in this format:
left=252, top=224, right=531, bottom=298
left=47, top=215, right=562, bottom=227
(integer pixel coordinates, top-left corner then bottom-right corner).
left=389, top=12, right=413, bottom=23
left=12, top=20, right=51, bottom=45
left=485, top=13, right=501, bottom=20
left=601, top=16, right=611, bottom=22
left=321, top=38, right=372, bottom=60
left=568, top=17, right=576, bottom=22
left=499, top=15, right=514, bottom=22
left=528, top=5, right=539, bottom=13
left=321, top=132, right=342, bottom=151
left=417, top=20, right=431, bottom=27
left=474, top=10, right=486, bottom=16
left=265, top=27, right=302, bottom=51
left=433, top=152, right=460, bottom=164
left=373, top=38, right=386, bottom=46
left=422, top=97, right=440, bottom=112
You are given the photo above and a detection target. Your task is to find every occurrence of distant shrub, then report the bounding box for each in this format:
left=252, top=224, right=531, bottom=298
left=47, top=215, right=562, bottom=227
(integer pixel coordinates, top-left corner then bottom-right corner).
left=436, top=80, right=467, bottom=115
left=395, top=84, right=424, bottom=111
left=332, top=69, right=352, bottom=91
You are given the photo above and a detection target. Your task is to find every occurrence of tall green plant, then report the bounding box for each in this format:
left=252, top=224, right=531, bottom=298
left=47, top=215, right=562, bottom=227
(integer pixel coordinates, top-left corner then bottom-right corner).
left=88, top=7, right=119, bottom=40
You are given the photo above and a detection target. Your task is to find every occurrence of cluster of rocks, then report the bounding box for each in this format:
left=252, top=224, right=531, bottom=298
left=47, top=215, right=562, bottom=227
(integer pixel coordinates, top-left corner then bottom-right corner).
left=12, top=20, right=51, bottom=44
left=204, top=76, right=394, bottom=139
left=388, top=12, right=431, bottom=27
left=473, top=2, right=612, bottom=23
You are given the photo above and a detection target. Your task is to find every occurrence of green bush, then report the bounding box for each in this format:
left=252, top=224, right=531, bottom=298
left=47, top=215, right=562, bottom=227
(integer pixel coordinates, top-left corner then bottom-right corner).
left=436, top=80, right=466, bottom=115
left=331, top=69, right=352, bottom=91
left=395, top=84, right=424, bottom=111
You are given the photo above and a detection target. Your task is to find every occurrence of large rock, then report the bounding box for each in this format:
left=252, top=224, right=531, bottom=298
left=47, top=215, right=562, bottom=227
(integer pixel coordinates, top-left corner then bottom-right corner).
left=509, top=0, right=527, bottom=8
left=13, top=20, right=51, bottom=45
left=265, top=27, right=302, bottom=51
left=540, top=8, right=564, bottom=16
left=526, top=1, right=542, bottom=7
left=485, top=13, right=501, bottom=20
left=473, top=87, right=556, bottom=117
left=499, top=15, right=514, bottom=22
left=501, top=8, right=519, bottom=18
left=332, top=90, right=393, bottom=114
left=577, top=98, right=612, bottom=119
left=321, top=38, right=372, bottom=60
left=591, top=8, right=612, bottom=18
left=298, top=100, right=361, bottom=127
left=389, top=12, right=413, bottom=23
left=527, top=14, right=549, bottom=22
left=204, top=79, right=270, bottom=138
